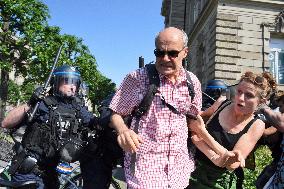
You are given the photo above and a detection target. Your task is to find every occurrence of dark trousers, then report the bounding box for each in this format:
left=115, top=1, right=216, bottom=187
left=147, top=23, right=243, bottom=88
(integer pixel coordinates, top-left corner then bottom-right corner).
left=235, top=168, right=244, bottom=189
left=80, top=155, right=113, bottom=189
left=12, top=170, right=59, bottom=189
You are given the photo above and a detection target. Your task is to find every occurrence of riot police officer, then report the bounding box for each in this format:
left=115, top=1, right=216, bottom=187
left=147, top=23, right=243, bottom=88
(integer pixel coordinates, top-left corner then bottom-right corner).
left=2, top=65, right=97, bottom=189
left=202, top=79, right=227, bottom=111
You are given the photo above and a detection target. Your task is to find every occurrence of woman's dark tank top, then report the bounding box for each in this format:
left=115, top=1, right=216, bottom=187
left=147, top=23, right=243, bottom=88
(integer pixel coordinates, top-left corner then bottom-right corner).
left=195, top=100, right=257, bottom=168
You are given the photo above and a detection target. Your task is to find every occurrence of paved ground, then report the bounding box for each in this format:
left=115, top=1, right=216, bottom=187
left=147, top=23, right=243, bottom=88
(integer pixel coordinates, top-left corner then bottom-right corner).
left=0, top=160, right=127, bottom=189
left=110, top=166, right=127, bottom=189
left=0, top=128, right=128, bottom=189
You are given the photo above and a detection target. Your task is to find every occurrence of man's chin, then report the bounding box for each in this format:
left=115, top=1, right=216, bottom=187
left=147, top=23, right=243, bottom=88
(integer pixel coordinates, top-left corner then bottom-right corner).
left=159, top=69, right=176, bottom=76
left=65, top=92, right=75, bottom=97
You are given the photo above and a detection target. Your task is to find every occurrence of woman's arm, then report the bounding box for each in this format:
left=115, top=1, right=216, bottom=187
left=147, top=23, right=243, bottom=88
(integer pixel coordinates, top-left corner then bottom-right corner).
left=189, top=115, right=228, bottom=156
left=263, top=126, right=277, bottom=136
left=191, top=132, right=238, bottom=167
left=226, top=119, right=265, bottom=170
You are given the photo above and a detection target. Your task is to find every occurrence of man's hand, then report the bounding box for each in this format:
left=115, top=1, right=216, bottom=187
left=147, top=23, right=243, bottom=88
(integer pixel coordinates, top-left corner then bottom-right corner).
left=225, top=150, right=245, bottom=170
left=211, top=149, right=235, bottom=167
left=117, top=128, right=143, bottom=153
left=188, top=114, right=206, bottom=134
left=28, top=87, right=45, bottom=106
left=254, top=103, right=270, bottom=116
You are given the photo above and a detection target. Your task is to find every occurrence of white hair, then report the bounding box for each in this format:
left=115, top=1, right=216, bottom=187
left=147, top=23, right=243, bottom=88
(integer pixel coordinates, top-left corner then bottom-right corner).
left=155, top=27, right=188, bottom=48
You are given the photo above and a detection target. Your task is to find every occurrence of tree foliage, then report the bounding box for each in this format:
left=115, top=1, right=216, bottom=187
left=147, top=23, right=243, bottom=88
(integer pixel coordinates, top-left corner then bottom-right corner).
left=244, top=146, right=273, bottom=189
left=0, top=0, right=49, bottom=68
left=0, top=0, right=116, bottom=116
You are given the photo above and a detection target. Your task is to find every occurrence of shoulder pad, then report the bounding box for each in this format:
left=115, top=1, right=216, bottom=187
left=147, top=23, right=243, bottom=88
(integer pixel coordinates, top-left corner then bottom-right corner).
left=43, top=96, right=58, bottom=107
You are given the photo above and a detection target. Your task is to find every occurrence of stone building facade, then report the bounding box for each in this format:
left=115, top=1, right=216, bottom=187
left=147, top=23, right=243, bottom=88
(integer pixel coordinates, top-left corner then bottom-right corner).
left=161, top=0, right=284, bottom=90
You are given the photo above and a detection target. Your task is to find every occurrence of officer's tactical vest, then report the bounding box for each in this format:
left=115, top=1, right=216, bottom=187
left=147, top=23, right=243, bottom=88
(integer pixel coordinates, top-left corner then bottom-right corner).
left=22, top=96, right=88, bottom=163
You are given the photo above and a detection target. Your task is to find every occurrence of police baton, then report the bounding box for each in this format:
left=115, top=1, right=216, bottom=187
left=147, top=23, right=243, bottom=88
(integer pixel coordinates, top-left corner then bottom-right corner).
left=28, top=45, right=63, bottom=122
left=202, top=91, right=216, bottom=102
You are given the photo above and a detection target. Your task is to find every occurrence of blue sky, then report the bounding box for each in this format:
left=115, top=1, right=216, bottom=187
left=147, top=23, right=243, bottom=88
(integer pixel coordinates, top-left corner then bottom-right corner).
left=42, top=0, right=164, bottom=86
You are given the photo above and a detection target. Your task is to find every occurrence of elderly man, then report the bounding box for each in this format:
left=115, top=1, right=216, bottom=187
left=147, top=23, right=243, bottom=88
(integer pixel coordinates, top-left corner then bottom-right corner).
left=109, top=27, right=202, bottom=189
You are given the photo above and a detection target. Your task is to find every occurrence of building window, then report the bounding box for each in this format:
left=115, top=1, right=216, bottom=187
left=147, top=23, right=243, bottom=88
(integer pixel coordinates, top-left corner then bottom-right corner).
left=270, top=49, right=284, bottom=84
left=193, top=0, right=201, bottom=23
left=269, top=38, right=284, bottom=84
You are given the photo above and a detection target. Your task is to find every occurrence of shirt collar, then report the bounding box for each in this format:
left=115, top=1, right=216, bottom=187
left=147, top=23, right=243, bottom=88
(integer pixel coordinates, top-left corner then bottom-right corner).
left=158, top=68, right=188, bottom=85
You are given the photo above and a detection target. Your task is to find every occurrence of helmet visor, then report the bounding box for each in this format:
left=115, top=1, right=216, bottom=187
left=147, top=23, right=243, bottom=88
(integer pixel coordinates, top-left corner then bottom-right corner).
left=53, top=74, right=81, bottom=96
left=59, top=76, right=80, bottom=87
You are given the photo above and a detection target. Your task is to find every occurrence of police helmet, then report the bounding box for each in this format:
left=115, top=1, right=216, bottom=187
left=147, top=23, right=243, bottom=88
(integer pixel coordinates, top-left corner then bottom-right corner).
left=52, top=65, right=81, bottom=97
left=205, top=80, right=227, bottom=100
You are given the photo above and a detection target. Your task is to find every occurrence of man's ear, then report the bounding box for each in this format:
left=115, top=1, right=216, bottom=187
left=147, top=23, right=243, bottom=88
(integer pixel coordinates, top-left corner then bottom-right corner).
left=183, top=47, right=189, bottom=58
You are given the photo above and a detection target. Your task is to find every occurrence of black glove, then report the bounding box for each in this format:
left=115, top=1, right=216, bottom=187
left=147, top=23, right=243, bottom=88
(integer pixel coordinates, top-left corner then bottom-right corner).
left=27, top=86, right=45, bottom=106
left=255, top=103, right=269, bottom=112
left=254, top=103, right=270, bottom=123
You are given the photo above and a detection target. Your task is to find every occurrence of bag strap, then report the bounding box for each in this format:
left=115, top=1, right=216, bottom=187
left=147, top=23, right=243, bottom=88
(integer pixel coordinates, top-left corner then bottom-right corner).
left=132, top=64, right=160, bottom=119
left=186, top=71, right=195, bottom=102
left=130, top=64, right=160, bottom=173
left=132, top=64, right=196, bottom=118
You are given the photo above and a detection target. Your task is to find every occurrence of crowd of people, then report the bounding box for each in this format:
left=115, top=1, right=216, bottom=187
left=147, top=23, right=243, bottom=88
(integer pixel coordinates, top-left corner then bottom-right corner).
left=1, top=26, right=284, bottom=189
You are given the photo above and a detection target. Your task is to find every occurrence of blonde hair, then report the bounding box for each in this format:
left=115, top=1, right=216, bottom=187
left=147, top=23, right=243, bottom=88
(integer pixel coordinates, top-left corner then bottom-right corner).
left=240, top=71, right=277, bottom=99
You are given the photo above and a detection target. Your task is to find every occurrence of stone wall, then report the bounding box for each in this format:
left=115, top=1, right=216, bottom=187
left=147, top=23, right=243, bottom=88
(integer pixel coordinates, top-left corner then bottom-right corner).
left=214, top=1, right=283, bottom=85
left=167, top=0, right=186, bottom=28
left=188, top=8, right=218, bottom=88
left=161, top=0, right=284, bottom=88
left=187, top=0, right=284, bottom=87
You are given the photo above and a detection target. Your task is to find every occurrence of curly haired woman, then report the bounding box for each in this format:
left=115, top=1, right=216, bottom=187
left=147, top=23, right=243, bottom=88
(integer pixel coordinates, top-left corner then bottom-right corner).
left=187, top=71, right=277, bottom=189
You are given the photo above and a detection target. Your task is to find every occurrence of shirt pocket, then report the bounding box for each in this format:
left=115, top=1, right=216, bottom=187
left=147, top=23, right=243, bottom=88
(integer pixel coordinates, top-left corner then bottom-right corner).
left=137, top=137, right=159, bottom=155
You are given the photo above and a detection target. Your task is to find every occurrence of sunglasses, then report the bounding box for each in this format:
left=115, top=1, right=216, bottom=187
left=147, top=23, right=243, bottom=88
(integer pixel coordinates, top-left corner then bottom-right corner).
left=242, top=72, right=265, bottom=87
left=154, top=48, right=184, bottom=58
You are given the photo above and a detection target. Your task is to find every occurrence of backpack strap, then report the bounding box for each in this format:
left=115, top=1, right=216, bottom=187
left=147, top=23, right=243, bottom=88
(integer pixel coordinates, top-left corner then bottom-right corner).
left=131, top=64, right=160, bottom=173
left=185, top=71, right=195, bottom=102
left=132, top=64, right=196, bottom=118
left=130, top=64, right=198, bottom=173
left=132, top=64, right=160, bottom=119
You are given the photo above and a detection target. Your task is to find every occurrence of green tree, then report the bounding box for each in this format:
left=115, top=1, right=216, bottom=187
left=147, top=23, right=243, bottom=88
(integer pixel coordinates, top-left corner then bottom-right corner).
left=244, top=146, right=273, bottom=189
left=0, top=0, right=49, bottom=120
left=0, top=0, right=116, bottom=115
left=26, top=32, right=116, bottom=107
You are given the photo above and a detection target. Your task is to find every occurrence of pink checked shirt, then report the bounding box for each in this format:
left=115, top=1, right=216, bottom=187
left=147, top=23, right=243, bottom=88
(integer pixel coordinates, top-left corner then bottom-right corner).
left=110, top=67, right=202, bottom=189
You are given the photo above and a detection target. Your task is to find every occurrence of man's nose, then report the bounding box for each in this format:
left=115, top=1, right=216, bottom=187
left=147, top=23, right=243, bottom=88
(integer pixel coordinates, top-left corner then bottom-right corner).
left=70, top=85, right=76, bottom=90
left=160, top=54, right=171, bottom=62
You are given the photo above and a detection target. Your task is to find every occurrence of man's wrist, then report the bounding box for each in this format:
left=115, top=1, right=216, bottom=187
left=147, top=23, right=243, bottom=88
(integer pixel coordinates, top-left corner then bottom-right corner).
left=23, top=104, right=31, bottom=112
left=116, top=124, right=130, bottom=135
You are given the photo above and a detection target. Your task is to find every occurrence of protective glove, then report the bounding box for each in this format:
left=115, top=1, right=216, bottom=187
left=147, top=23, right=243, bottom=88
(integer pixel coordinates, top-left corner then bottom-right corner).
left=27, top=86, right=45, bottom=107
left=254, top=103, right=270, bottom=123
left=255, top=103, right=270, bottom=114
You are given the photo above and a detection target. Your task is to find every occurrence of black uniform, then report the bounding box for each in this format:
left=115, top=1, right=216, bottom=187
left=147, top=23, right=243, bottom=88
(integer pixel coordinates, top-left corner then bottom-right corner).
left=10, top=96, right=95, bottom=189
